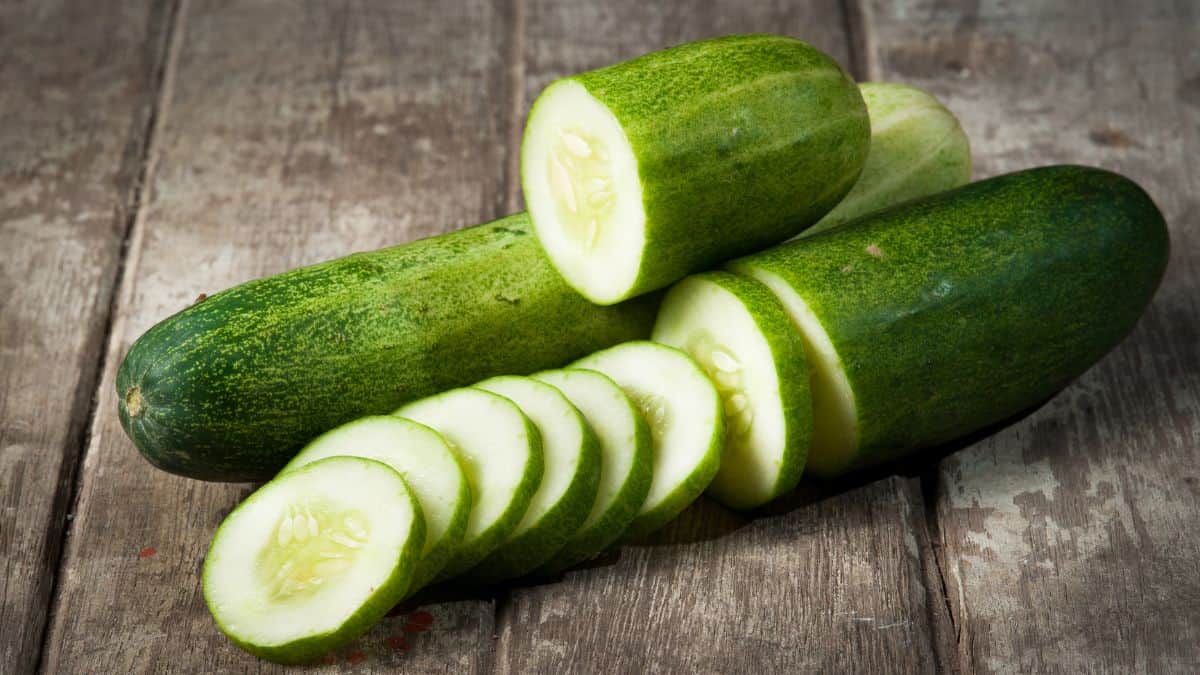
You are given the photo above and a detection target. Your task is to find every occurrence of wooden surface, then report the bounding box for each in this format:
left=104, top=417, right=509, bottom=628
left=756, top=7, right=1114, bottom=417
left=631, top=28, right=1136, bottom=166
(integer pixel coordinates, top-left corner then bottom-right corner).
left=0, top=0, right=1195, bottom=673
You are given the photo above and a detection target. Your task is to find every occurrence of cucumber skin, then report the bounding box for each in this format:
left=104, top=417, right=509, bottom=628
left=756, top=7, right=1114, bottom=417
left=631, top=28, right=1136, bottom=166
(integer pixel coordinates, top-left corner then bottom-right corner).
left=558, top=34, right=869, bottom=299
left=116, top=212, right=658, bottom=482
left=729, top=165, right=1169, bottom=476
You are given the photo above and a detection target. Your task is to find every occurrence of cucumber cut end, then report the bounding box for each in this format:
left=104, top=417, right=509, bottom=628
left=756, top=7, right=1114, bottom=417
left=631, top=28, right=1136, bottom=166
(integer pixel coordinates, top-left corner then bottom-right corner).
left=733, top=265, right=859, bottom=477
left=522, top=79, right=646, bottom=305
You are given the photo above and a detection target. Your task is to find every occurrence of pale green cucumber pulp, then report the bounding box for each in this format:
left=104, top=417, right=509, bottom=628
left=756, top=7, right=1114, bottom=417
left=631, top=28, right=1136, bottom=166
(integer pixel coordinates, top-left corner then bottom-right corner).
left=652, top=272, right=811, bottom=509
left=574, top=341, right=723, bottom=539
left=470, top=376, right=600, bottom=582
left=533, top=368, right=653, bottom=573
left=522, top=34, right=869, bottom=304
left=203, top=456, right=424, bottom=664
left=280, top=416, right=469, bottom=594
left=395, top=388, right=543, bottom=579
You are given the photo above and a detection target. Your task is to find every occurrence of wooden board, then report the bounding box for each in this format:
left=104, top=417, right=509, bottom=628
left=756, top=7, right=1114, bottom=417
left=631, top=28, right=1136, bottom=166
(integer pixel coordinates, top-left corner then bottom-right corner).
left=39, top=0, right=513, bottom=671
left=0, top=1, right=166, bottom=672
left=854, top=0, right=1200, bottom=671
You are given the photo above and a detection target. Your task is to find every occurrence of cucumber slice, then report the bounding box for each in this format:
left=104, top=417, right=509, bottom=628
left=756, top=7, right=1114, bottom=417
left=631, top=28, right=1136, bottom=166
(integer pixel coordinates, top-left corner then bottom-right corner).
left=652, top=272, right=812, bottom=509
left=395, top=388, right=542, bottom=579
left=521, top=35, right=869, bottom=304
left=470, top=376, right=600, bottom=581
left=280, top=416, right=469, bottom=593
left=573, top=341, right=723, bottom=539
left=203, top=456, right=424, bottom=664
left=533, top=368, right=653, bottom=573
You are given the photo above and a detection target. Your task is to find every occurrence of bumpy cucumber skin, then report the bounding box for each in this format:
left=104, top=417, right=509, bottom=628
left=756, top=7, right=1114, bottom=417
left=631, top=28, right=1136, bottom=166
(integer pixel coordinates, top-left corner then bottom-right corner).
left=117, top=212, right=658, bottom=482
left=278, top=416, right=470, bottom=595
left=533, top=368, right=654, bottom=575
left=468, top=376, right=601, bottom=582
left=534, top=34, right=869, bottom=301
left=202, top=457, right=425, bottom=664
left=804, top=82, right=971, bottom=235
left=654, top=272, right=812, bottom=509
left=729, top=165, right=1169, bottom=476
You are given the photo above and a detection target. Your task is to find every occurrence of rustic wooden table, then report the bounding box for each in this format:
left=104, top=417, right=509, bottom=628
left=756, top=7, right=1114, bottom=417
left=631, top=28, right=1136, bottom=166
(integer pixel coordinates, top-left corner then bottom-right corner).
left=3, top=0, right=1197, bottom=672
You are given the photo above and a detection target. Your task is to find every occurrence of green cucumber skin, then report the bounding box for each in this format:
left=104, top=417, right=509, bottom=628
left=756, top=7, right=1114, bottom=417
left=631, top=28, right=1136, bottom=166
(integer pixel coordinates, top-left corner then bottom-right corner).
left=117, top=212, right=658, bottom=482
left=729, top=165, right=1169, bottom=475
left=805, top=82, right=971, bottom=236
left=555, top=34, right=870, bottom=298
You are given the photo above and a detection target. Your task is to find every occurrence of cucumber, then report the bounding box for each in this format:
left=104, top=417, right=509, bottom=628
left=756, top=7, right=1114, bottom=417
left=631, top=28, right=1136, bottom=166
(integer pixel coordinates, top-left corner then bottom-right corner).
left=203, top=456, right=424, bottom=664
left=804, top=82, right=971, bottom=236
left=728, top=165, right=1169, bottom=477
left=470, top=376, right=600, bottom=581
left=521, top=34, right=869, bottom=304
left=532, top=369, right=653, bottom=573
left=574, top=341, right=723, bottom=539
left=279, top=416, right=469, bottom=593
left=652, top=272, right=811, bottom=509
left=117, top=212, right=657, bottom=482
left=395, top=388, right=542, bottom=578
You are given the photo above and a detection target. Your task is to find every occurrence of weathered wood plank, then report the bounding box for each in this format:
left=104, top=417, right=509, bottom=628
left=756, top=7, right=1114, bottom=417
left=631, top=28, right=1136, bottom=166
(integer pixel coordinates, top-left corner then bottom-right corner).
left=40, top=0, right=514, bottom=671
left=0, top=1, right=167, bottom=672
left=856, top=0, right=1200, bottom=671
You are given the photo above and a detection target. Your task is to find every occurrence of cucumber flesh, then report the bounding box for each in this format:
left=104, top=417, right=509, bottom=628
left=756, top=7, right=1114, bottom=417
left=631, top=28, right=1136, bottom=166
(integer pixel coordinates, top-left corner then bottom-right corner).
left=652, top=272, right=812, bottom=508
left=395, top=388, right=543, bottom=579
left=574, top=341, right=723, bottom=539
left=280, top=416, right=469, bottom=593
left=470, top=376, right=600, bottom=581
left=533, top=368, right=653, bottom=573
left=203, top=456, right=424, bottom=664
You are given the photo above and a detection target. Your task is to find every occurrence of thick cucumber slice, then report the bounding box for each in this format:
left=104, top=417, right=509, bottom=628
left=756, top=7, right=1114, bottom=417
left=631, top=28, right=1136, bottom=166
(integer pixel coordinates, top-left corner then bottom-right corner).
left=395, top=388, right=542, bottom=578
left=470, top=376, right=600, bottom=581
left=652, top=272, right=811, bottom=509
left=280, top=416, right=469, bottom=593
left=533, top=368, right=653, bottom=573
left=521, top=34, right=869, bottom=304
left=574, top=341, right=723, bottom=539
left=203, top=456, right=424, bottom=664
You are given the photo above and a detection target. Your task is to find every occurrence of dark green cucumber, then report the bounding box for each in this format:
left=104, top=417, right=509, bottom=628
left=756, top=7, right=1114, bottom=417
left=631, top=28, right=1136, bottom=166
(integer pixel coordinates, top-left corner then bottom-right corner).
left=117, top=213, right=658, bottom=481
left=729, top=165, right=1168, bottom=476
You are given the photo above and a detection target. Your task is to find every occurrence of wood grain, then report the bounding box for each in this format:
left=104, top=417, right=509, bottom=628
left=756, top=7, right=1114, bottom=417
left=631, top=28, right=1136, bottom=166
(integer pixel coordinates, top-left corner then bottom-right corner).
left=39, top=0, right=514, bottom=671
left=855, top=0, right=1200, bottom=671
left=0, top=1, right=167, bottom=672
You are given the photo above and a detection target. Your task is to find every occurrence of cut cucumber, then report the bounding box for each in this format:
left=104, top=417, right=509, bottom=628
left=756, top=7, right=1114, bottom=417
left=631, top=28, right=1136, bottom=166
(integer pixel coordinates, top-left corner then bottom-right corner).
left=203, top=456, right=424, bottom=664
left=470, top=376, right=600, bottom=582
left=729, top=165, right=1168, bottom=476
left=652, top=272, right=811, bottom=509
left=573, top=341, right=723, bottom=539
left=533, top=368, right=653, bottom=573
left=521, top=34, right=869, bottom=304
left=280, top=416, right=469, bottom=593
left=804, top=82, right=972, bottom=236
left=395, top=388, right=542, bottom=578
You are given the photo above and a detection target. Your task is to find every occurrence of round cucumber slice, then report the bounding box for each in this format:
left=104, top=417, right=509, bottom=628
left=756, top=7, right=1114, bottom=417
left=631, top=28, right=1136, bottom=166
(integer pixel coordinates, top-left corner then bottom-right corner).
left=203, top=456, right=424, bottom=664
left=395, top=388, right=543, bottom=579
left=653, top=272, right=812, bottom=509
left=533, top=368, right=653, bottom=573
left=573, top=341, right=723, bottom=539
left=470, top=376, right=600, bottom=581
left=280, top=416, right=469, bottom=594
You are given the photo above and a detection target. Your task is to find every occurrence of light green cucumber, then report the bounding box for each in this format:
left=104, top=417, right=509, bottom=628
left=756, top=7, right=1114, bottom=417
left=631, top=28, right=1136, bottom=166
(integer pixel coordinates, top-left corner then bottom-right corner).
left=470, top=376, right=600, bottom=582
left=395, top=388, right=542, bottom=578
left=803, top=82, right=971, bottom=236
left=728, top=165, right=1168, bottom=477
left=280, top=416, right=469, bottom=594
left=522, top=34, right=869, bottom=304
left=533, top=368, right=653, bottom=573
left=203, top=456, right=424, bottom=664
left=652, top=272, right=811, bottom=509
left=574, top=341, right=723, bottom=539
